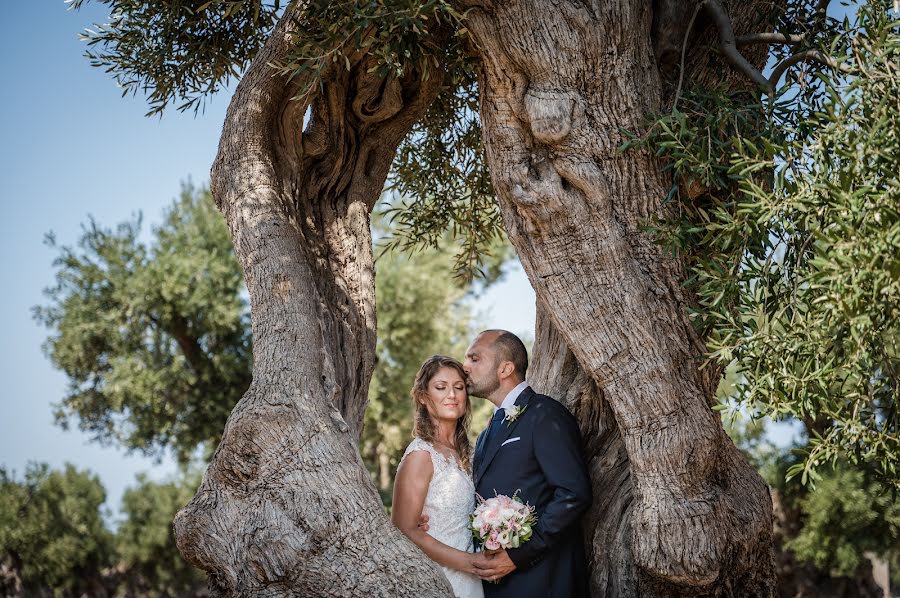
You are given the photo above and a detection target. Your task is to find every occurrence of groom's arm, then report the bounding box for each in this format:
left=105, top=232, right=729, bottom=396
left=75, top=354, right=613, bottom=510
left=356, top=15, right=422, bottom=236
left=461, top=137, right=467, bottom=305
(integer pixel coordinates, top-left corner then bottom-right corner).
left=506, top=398, right=592, bottom=570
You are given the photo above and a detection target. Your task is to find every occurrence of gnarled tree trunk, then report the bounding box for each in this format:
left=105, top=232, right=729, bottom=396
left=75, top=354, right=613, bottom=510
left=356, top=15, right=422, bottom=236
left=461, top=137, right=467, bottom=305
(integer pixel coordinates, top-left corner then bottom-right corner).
left=461, top=0, right=776, bottom=595
left=174, top=10, right=452, bottom=596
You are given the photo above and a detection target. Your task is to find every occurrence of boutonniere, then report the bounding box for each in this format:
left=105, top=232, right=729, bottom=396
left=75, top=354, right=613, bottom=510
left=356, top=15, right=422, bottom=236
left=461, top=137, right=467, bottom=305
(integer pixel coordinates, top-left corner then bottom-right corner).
left=503, top=405, right=526, bottom=424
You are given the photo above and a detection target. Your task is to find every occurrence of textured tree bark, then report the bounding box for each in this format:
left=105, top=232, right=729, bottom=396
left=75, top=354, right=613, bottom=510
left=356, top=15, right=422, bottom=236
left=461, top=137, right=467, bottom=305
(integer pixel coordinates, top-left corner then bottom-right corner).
left=529, top=311, right=638, bottom=596
left=173, top=10, right=452, bottom=596
left=463, top=0, right=776, bottom=595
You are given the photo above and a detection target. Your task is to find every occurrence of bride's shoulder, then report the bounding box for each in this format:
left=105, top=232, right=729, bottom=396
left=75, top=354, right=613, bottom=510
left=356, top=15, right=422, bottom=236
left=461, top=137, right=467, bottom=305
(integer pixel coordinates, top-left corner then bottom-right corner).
left=398, top=438, right=439, bottom=478
left=402, top=436, right=437, bottom=460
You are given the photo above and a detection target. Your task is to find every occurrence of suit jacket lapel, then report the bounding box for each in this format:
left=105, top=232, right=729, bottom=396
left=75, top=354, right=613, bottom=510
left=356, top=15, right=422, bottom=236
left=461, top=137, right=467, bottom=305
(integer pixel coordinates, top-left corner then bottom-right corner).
left=475, top=387, right=534, bottom=487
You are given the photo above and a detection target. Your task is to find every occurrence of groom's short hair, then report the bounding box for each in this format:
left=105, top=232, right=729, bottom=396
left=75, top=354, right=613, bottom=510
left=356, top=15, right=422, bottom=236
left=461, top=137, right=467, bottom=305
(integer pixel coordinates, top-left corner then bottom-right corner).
left=484, top=329, right=528, bottom=379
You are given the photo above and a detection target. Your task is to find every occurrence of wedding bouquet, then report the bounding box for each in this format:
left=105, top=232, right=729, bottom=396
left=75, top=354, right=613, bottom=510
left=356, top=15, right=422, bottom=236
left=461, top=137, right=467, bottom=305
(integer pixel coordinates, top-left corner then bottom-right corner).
left=470, top=492, right=537, bottom=551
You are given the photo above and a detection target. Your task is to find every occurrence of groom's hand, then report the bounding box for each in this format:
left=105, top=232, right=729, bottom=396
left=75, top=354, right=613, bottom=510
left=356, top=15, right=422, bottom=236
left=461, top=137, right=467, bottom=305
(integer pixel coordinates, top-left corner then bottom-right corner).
left=474, top=549, right=516, bottom=582
left=416, top=513, right=430, bottom=532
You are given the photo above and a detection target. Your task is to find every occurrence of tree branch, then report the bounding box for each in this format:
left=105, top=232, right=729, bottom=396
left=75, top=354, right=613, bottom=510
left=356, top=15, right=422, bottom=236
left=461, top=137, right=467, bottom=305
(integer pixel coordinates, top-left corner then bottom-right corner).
left=702, top=0, right=770, bottom=89
left=701, top=0, right=848, bottom=95
left=767, top=49, right=849, bottom=89
left=673, top=2, right=704, bottom=110
left=813, top=0, right=832, bottom=27
left=148, top=312, right=211, bottom=374
left=736, top=32, right=806, bottom=46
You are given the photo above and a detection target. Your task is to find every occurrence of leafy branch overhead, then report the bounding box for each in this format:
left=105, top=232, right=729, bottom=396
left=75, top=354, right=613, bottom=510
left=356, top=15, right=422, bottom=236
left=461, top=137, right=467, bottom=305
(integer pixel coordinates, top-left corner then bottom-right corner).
left=271, top=0, right=469, bottom=98
left=629, top=1, right=899, bottom=488
left=68, top=0, right=282, bottom=115
left=267, top=0, right=506, bottom=279
left=71, top=0, right=506, bottom=278
left=381, top=69, right=509, bottom=283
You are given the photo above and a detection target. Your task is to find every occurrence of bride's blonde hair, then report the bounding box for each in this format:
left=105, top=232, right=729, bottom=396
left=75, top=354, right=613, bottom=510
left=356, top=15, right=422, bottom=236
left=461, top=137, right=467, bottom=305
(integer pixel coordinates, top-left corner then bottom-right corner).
left=411, top=355, right=472, bottom=468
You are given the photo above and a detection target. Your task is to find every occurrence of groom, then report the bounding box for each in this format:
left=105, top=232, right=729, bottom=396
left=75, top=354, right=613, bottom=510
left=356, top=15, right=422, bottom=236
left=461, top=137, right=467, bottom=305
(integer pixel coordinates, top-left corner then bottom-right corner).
left=465, top=330, right=592, bottom=597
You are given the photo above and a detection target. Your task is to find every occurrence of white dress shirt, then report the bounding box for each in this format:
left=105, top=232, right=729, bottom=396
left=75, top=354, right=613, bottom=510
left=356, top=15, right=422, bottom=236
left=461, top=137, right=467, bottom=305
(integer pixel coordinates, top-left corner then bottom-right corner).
left=494, top=380, right=529, bottom=413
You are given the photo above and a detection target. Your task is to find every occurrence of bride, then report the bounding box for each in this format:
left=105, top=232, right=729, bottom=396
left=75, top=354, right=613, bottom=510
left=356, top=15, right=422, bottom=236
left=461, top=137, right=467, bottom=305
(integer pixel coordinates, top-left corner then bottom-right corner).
left=391, top=355, right=485, bottom=598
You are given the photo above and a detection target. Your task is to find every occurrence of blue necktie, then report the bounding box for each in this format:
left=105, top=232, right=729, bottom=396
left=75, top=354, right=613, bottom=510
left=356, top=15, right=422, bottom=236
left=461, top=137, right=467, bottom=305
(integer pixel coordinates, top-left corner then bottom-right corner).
left=483, top=408, right=506, bottom=451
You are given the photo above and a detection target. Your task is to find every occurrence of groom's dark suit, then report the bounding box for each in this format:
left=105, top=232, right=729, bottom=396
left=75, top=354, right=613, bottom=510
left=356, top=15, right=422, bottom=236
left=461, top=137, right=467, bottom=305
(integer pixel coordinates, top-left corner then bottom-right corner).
left=473, top=386, right=592, bottom=598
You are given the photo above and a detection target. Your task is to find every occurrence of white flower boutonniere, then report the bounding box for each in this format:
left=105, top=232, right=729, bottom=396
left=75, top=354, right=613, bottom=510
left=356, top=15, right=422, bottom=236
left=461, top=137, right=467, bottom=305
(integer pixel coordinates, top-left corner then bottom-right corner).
left=503, top=405, right=526, bottom=424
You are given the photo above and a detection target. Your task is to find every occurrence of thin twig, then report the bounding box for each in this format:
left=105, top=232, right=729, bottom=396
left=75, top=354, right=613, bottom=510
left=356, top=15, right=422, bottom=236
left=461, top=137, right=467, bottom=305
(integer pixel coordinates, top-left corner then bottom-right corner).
left=768, top=49, right=850, bottom=90
left=673, top=2, right=704, bottom=111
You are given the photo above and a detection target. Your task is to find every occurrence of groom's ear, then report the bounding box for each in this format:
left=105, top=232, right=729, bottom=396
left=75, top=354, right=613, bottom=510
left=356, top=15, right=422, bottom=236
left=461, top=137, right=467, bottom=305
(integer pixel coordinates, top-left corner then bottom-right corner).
left=497, top=360, right=515, bottom=380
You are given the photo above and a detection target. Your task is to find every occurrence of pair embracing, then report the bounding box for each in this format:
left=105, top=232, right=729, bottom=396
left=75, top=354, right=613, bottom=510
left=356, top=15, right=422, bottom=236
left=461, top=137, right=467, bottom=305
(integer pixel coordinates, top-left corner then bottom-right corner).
left=392, top=330, right=592, bottom=598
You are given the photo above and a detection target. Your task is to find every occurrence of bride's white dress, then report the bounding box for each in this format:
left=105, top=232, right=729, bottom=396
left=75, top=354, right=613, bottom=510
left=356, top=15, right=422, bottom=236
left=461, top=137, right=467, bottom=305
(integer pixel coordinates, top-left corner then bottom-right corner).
left=400, top=437, right=484, bottom=598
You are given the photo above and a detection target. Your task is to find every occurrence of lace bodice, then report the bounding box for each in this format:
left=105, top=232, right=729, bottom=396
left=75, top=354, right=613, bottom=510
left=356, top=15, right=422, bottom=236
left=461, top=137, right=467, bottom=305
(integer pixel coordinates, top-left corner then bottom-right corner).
left=400, top=438, right=483, bottom=598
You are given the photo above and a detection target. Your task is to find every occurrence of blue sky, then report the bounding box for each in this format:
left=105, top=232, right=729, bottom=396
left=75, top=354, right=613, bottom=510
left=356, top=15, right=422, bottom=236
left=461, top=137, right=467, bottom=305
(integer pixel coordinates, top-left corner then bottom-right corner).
left=0, top=2, right=538, bottom=519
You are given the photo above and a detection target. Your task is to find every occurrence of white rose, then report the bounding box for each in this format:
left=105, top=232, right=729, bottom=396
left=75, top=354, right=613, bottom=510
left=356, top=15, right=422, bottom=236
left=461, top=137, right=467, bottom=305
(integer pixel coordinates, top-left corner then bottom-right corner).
left=497, top=530, right=511, bottom=547
left=499, top=507, right=517, bottom=521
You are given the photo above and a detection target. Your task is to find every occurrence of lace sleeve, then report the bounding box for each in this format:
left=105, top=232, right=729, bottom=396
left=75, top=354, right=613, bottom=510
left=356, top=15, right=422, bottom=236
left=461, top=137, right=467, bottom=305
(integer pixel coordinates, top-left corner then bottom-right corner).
left=401, top=438, right=446, bottom=472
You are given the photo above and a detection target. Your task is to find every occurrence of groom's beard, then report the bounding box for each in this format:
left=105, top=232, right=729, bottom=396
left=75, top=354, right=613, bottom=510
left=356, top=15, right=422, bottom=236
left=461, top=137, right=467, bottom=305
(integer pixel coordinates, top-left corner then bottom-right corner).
left=467, top=375, right=500, bottom=399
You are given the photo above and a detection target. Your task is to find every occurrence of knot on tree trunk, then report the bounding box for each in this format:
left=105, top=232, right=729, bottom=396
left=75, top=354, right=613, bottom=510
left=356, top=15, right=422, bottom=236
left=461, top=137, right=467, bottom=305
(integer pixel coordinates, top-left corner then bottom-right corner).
left=351, top=69, right=404, bottom=122
left=524, top=86, right=580, bottom=144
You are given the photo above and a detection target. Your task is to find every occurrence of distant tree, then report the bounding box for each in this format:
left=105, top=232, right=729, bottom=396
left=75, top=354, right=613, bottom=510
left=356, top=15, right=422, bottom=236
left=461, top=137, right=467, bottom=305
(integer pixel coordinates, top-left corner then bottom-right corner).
left=115, top=473, right=207, bottom=596
left=0, top=464, right=113, bottom=595
left=34, top=184, right=251, bottom=464
left=764, top=448, right=900, bottom=597
left=721, top=396, right=899, bottom=596
left=0, top=463, right=208, bottom=597
left=786, top=467, right=899, bottom=582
